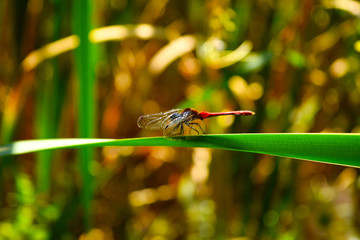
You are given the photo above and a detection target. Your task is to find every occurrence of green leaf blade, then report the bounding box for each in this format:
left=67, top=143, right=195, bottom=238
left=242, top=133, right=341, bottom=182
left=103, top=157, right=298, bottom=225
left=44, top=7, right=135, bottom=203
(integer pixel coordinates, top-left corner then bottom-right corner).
left=1, top=133, right=359, bottom=167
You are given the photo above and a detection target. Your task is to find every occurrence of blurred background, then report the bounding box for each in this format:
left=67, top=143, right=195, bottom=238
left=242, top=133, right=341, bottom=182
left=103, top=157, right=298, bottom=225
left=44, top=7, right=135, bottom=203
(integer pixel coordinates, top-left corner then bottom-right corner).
left=1, top=0, right=360, bottom=239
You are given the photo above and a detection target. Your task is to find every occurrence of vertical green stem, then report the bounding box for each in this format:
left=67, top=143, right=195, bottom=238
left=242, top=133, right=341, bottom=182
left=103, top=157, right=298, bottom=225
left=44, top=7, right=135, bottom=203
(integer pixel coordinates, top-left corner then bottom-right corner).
left=35, top=76, right=53, bottom=193
left=73, top=0, right=96, bottom=230
left=36, top=0, right=67, bottom=196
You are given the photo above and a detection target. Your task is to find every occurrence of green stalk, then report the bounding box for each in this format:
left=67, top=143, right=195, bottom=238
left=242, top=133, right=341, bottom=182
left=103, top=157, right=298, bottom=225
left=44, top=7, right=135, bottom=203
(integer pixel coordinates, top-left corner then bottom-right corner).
left=35, top=73, right=53, bottom=193
left=36, top=0, right=67, bottom=196
left=73, top=0, right=96, bottom=230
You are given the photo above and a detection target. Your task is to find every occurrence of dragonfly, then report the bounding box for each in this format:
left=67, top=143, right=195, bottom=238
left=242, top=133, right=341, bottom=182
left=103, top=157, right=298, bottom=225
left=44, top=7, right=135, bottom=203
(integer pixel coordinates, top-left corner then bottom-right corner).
left=137, top=108, right=255, bottom=137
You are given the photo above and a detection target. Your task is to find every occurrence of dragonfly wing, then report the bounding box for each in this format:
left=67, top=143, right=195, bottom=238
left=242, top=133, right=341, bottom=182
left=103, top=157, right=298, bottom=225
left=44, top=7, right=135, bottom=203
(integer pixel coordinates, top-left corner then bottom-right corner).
left=137, top=113, right=165, bottom=130
left=137, top=109, right=183, bottom=130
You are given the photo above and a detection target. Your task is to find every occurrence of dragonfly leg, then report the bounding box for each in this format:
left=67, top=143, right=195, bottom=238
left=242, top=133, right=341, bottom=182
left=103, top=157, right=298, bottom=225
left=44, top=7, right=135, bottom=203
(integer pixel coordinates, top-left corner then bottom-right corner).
left=195, top=122, right=206, bottom=134
left=166, top=123, right=182, bottom=136
left=186, top=122, right=201, bottom=135
left=179, top=124, right=184, bottom=135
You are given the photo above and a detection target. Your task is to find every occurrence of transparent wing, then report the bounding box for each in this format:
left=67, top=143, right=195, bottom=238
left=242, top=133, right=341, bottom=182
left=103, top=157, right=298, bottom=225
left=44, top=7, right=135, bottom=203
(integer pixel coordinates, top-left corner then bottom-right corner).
left=137, top=109, right=183, bottom=130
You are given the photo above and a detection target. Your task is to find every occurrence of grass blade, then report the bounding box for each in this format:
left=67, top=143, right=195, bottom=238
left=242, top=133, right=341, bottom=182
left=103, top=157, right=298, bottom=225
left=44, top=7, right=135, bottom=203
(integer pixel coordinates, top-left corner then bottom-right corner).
left=73, top=0, right=96, bottom=229
left=1, top=133, right=359, bottom=167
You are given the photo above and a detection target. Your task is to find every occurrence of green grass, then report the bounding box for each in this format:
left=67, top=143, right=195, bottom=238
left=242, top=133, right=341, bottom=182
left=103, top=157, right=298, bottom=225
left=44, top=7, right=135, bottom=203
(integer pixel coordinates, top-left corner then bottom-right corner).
left=73, top=0, right=97, bottom=230
left=1, top=133, right=359, bottom=167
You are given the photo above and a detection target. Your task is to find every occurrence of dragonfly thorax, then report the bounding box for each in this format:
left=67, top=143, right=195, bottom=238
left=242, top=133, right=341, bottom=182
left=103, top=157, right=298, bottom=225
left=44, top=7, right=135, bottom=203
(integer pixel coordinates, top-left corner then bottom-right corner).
left=181, top=108, right=200, bottom=120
